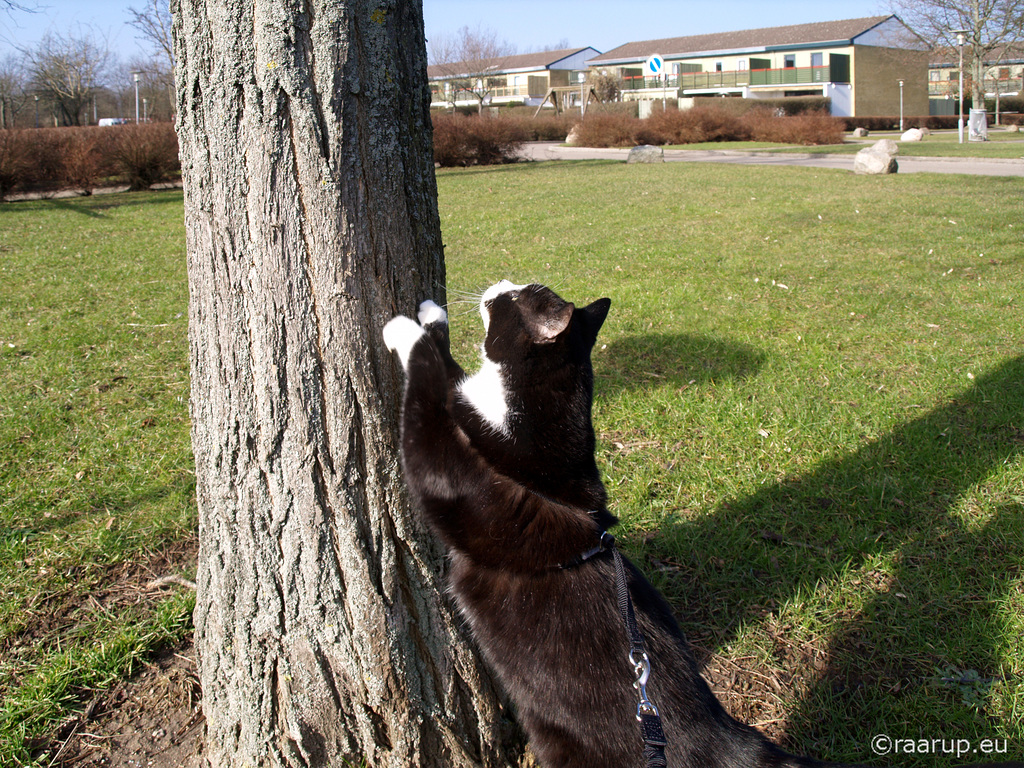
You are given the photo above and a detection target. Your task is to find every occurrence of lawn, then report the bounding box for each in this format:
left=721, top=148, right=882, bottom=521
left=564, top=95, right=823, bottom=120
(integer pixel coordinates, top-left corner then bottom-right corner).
left=436, top=160, right=1023, bottom=763
left=0, top=191, right=196, bottom=765
left=1, top=159, right=1022, bottom=766
left=667, top=129, right=1024, bottom=159
left=778, top=129, right=1024, bottom=159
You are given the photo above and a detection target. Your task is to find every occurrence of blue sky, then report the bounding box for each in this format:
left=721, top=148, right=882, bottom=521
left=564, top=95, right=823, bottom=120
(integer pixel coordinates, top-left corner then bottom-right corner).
left=2, top=1, right=890, bottom=62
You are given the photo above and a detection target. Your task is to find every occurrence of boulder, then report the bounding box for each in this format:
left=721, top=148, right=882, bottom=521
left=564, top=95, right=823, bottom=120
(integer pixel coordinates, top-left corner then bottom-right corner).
left=852, top=127, right=870, bottom=138
left=901, top=127, right=924, bottom=142
left=627, top=144, right=664, bottom=164
left=1005, top=124, right=1020, bottom=133
left=872, top=139, right=899, bottom=156
left=854, top=145, right=898, bottom=175
left=565, top=125, right=580, bottom=146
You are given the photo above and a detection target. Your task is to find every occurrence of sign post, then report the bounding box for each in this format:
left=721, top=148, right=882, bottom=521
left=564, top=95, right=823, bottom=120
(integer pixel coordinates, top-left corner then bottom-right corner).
left=643, top=54, right=666, bottom=112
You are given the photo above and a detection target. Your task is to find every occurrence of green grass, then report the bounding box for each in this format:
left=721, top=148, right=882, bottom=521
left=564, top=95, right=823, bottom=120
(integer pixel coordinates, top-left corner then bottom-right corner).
left=776, top=129, right=1024, bottom=158
left=0, top=191, right=196, bottom=766
left=2, top=159, right=1022, bottom=766
left=666, top=130, right=1024, bottom=158
left=436, top=160, right=1023, bottom=764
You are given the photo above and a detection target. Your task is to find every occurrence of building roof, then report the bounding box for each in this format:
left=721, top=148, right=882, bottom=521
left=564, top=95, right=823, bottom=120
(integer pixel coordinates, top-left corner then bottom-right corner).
left=589, top=16, right=895, bottom=65
left=428, top=47, right=599, bottom=80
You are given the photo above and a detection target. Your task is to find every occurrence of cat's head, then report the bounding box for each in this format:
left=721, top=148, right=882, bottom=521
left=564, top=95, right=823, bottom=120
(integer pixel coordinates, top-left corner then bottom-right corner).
left=478, top=281, right=611, bottom=368
left=463, top=281, right=612, bottom=512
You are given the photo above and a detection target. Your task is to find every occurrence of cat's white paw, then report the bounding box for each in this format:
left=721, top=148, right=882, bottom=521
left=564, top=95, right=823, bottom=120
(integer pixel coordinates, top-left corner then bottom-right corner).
left=383, top=315, right=425, bottom=370
left=418, top=300, right=447, bottom=328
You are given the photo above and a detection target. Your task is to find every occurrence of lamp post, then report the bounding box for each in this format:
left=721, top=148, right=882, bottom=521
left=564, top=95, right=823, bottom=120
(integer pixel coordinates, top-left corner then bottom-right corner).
left=132, top=71, right=141, bottom=123
left=898, top=79, right=904, bottom=131
left=33, top=94, right=39, bottom=128
left=143, top=98, right=148, bottom=122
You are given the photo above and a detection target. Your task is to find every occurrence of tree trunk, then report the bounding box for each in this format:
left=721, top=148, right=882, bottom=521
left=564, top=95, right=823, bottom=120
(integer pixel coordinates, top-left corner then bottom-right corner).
left=172, top=1, right=521, bottom=765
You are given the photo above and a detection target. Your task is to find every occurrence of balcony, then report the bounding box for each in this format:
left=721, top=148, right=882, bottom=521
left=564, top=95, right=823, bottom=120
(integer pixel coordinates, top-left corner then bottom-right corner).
left=749, top=65, right=835, bottom=86
left=430, top=84, right=534, bottom=105
left=621, top=65, right=843, bottom=94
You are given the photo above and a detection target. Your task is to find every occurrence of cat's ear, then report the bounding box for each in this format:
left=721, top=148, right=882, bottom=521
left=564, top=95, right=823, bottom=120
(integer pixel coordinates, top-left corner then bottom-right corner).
left=530, top=302, right=575, bottom=344
left=581, top=298, right=611, bottom=342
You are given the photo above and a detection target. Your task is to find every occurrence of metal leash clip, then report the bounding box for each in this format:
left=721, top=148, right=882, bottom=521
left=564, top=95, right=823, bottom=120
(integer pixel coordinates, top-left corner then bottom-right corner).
left=630, top=649, right=659, bottom=720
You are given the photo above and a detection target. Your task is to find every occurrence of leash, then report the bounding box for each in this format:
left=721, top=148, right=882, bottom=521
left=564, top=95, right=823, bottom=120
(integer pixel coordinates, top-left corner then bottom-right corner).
left=579, top=532, right=669, bottom=767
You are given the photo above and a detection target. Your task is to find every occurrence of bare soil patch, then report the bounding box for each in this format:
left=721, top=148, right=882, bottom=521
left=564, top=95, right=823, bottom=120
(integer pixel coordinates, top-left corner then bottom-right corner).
left=46, top=643, right=202, bottom=768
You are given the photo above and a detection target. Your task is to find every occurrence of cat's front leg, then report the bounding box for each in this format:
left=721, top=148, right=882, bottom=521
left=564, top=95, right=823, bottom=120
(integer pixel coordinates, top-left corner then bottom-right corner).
left=417, top=300, right=466, bottom=388
left=382, top=314, right=427, bottom=373
left=383, top=309, right=449, bottom=409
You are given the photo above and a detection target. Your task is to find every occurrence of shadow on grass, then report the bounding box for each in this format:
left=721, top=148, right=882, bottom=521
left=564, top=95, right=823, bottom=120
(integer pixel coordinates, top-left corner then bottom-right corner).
left=46, top=198, right=110, bottom=219
left=635, top=355, right=1024, bottom=763
left=598, top=332, right=766, bottom=392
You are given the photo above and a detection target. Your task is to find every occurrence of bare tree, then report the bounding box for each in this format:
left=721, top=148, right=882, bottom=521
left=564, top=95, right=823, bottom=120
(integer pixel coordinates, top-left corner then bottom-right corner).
left=23, top=28, right=110, bottom=125
left=127, top=0, right=174, bottom=117
left=428, top=24, right=516, bottom=112
left=172, top=0, right=522, bottom=766
left=0, top=53, right=30, bottom=127
left=128, top=0, right=173, bottom=69
left=1, top=1, right=41, bottom=13
left=891, top=0, right=1024, bottom=108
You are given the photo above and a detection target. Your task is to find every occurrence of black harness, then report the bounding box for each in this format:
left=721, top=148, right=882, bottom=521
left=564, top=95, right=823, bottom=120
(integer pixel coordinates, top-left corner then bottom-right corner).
left=576, top=531, right=669, bottom=768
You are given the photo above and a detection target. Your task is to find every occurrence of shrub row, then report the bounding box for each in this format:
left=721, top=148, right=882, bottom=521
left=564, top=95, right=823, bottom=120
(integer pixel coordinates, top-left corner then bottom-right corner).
left=431, top=113, right=530, bottom=167
left=691, top=96, right=831, bottom=116
left=0, top=123, right=180, bottom=200
left=572, top=106, right=845, bottom=148
left=840, top=113, right=1024, bottom=131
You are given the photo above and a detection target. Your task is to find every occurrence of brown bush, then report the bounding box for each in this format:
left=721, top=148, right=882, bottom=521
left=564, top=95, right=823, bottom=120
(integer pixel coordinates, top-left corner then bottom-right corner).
left=569, top=113, right=640, bottom=148
left=507, top=113, right=579, bottom=142
left=0, top=130, right=31, bottom=199
left=111, top=123, right=180, bottom=190
left=641, top=106, right=749, bottom=144
left=741, top=108, right=845, bottom=145
left=431, top=113, right=529, bottom=167
left=25, top=129, right=69, bottom=194
left=569, top=105, right=845, bottom=148
left=61, top=128, right=111, bottom=194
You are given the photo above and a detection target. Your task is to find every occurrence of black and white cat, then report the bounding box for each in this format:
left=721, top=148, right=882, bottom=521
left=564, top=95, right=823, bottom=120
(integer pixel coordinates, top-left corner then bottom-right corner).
left=381, top=282, right=1017, bottom=768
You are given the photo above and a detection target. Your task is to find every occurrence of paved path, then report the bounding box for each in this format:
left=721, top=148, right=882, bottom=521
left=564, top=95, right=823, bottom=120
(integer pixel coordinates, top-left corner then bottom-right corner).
left=518, top=141, right=1024, bottom=177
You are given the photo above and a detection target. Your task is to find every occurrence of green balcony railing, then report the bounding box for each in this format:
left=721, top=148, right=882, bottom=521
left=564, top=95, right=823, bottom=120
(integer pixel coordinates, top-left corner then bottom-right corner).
left=749, top=65, right=832, bottom=86
left=621, top=64, right=840, bottom=94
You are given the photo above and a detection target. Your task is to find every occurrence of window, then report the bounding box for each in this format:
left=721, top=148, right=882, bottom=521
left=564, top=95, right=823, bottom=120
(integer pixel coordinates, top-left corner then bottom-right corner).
left=737, top=59, right=747, bottom=71
left=784, top=54, right=796, bottom=68
left=715, top=61, right=723, bottom=72
left=929, top=70, right=941, bottom=81
left=811, top=52, right=823, bottom=68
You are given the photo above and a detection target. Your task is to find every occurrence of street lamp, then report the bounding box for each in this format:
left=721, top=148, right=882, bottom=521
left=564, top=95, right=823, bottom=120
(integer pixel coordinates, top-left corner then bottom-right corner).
left=898, top=79, right=904, bottom=131
left=143, top=98, right=148, bottom=122
left=33, top=94, right=39, bottom=128
left=132, top=71, right=141, bottom=124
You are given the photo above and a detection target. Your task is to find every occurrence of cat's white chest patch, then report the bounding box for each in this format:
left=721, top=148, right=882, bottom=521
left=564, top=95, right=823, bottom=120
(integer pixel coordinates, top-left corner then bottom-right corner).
left=458, top=358, right=511, bottom=436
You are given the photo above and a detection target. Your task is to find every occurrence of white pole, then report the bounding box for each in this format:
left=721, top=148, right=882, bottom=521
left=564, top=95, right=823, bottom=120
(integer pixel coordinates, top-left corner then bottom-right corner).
left=899, top=80, right=904, bottom=131
left=957, top=33, right=965, bottom=144
left=133, top=72, right=141, bottom=124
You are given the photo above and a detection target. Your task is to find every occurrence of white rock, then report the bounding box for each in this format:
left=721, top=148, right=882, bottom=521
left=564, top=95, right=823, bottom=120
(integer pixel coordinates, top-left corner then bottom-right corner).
left=854, top=146, right=898, bottom=175
left=901, top=128, right=924, bottom=142
left=872, top=139, right=899, bottom=156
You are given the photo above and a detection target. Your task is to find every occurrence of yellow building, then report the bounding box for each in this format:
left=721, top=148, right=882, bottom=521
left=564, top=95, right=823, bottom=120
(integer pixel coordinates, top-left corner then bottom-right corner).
left=587, top=16, right=929, bottom=117
left=428, top=48, right=599, bottom=109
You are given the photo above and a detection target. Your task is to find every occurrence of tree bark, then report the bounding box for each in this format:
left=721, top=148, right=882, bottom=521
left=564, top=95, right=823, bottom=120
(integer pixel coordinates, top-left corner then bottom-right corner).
left=172, top=1, right=521, bottom=765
